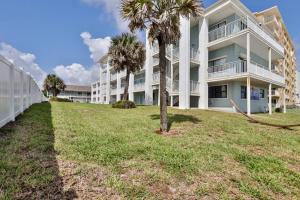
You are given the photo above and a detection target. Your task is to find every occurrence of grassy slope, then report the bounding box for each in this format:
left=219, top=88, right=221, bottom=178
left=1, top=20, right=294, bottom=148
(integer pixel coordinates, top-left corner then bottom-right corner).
left=1, top=102, right=300, bottom=199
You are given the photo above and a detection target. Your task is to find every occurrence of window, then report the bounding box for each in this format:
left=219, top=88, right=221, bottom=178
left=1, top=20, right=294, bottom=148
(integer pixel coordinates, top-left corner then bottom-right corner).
left=241, top=86, right=247, bottom=99
left=209, top=85, right=227, bottom=98
left=260, top=89, right=265, bottom=99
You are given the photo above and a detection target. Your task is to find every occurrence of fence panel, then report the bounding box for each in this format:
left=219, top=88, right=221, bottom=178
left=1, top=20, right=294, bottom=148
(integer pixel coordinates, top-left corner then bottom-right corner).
left=0, top=55, right=45, bottom=128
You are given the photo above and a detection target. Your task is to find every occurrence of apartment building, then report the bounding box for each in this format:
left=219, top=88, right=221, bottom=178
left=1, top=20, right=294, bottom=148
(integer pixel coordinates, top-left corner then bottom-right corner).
left=91, top=81, right=101, bottom=103
left=255, top=6, right=297, bottom=107
left=57, top=85, right=91, bottom=103
left=95, top=0, right=292, bottom=114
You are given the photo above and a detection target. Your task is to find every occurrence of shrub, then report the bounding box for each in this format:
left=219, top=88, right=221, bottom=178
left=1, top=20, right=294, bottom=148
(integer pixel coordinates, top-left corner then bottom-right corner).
left=286, top=105, right=297, bottom=109
left=50, top=97, right=72, bottom=102
left=112, top=100, right=136, bottom=109
left=275, top=107, right=283, bottom=113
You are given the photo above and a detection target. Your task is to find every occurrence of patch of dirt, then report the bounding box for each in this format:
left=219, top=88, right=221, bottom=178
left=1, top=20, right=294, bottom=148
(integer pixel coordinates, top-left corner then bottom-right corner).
left=57, top=158, right=123, bottom=200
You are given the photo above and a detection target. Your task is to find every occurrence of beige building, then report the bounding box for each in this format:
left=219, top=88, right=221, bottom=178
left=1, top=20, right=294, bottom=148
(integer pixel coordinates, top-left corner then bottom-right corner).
left=256, top=6, right=297, bottom=107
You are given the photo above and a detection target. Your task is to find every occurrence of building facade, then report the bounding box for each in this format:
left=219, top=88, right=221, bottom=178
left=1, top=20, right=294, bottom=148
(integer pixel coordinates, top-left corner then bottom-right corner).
left=94, top=0, right=294, bottom=114
left=296, top=71, right=300, bottom=107
left=91, top=81, right=101, bottom=103
left=57, top=85, right=91, bottom=103
left=255, top=6, right=297, bottom=107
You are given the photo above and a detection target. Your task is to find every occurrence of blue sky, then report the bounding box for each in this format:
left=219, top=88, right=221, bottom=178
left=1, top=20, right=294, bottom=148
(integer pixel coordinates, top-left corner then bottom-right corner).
left=0, top=0, right=299, bottom=85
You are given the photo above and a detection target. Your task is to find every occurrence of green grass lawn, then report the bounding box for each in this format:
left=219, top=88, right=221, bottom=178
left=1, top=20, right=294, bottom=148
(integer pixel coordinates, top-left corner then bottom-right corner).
left=1, top=102, right=300, bottom=199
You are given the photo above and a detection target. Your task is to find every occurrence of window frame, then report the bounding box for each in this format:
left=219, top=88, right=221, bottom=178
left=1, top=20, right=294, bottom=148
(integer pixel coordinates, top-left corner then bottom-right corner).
left=208, top=85, right=228, bottom=99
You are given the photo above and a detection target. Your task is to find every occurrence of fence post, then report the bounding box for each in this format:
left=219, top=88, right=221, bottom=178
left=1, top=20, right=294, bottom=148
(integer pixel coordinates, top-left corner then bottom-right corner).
left=9, top=64, right=15, bottom=121
left=20, top=69, right=24, bottom=113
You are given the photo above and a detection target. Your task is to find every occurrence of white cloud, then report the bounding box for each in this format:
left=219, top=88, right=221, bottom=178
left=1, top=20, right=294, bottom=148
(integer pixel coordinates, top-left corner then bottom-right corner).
left=0, top=43, right=47, bottom=87
left=80, top=32, right=111, bottom=63
left=53, top=32, right=110, bottom=85
left=81, top=0, right=129, bottom=32
left=53, top=63, right=99, bottom=85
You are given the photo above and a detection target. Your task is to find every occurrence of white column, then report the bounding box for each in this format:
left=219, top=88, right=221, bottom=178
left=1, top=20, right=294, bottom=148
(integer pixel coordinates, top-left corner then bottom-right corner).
left=144, top=30, right=154, bottom=105
left=129, top=74, right=134, bottom=101
left=179, top=16, right=191, bottom=109
left=198, top=17, right=209, bottom=109
left=269, top=83, right=272, bottom=115
left=106, top=60, right=110, bottom=104
left=170, top=44, right=174, bottom=107
left=283, top=89, right=287, bottom=113
left=247, top=33, right=251, bottom=72
left=116, top=73, right=121, bottom=101
left=9, top=64, right=15, bottom=121
left=268, top=48, right=272, bottom=115
left=247, top=77, right=251, bottom=115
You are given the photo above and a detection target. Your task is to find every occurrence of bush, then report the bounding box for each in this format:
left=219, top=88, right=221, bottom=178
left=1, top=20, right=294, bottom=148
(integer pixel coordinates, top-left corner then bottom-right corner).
left=112, top=100, right=136, bottom=109
left=50, top=97, right=72, bottom=102
left=275, top=107, right=283, bottom=113
left=286, top=105, right=297, bottom=109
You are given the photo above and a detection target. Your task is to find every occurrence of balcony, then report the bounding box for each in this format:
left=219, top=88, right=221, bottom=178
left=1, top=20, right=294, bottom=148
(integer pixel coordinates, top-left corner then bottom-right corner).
left=153, top=72, right=160, bottom=84
left=134, top=82, right=145, bottom=91
left=190, top=48, right=200, bottom=63
left=208, top=17, right=284, bottom=54
left=110, top=73, right=117, bottom=81
left=207, top=60, right=285, bottom=86
left=190, top=80, right=200, bottom=94
left=110, top=87, right=117, bottom=95
left=264, top=15, right=280, bottom=27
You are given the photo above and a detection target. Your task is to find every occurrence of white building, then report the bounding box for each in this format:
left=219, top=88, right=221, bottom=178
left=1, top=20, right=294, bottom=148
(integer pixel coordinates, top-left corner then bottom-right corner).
left=296, top=71, right=300, bottom=107
left=57, top=85, right=91, bottom=103
left=91, top=81, right=101, bottom=103
left=94, top=0, right=291, bottom=114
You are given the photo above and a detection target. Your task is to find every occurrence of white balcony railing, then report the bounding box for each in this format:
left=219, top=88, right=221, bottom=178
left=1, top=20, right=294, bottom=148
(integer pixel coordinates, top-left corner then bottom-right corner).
left=110, top=87, right=117, bottom=95
left=208, top=17, right=284, bottom=53
left=110, top=73, right=117, bottom=81
left=209, top=18, right=247, bottom=42
left=173, top=80, right=179, bottom=93
left=208, top=60, right=285, bottom=85
left=190, top=80, right=200, bottom=93
left=134, top=82, right=145, bottom=91
left=153, top=72, right=160, bottom=84
left=173, top=47, right=179, bottom=62
left=153, top=58, right=159, bottom=66
left=152, top=43, right=159, bottom=55
left=190, top=48, right=200, bottom=63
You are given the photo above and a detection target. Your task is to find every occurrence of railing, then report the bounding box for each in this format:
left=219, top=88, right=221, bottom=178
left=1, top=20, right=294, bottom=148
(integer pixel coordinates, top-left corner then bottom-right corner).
left=173, top=80, right=179, bottom=93
left=119, top=70, right=127, bottom=78
left=110, top=73, right=117, bottom=81
left=152, top=42, right=159, bottom=55
left=0, top=55, right=45, bottom=128
left=153, top=72, right=160, bottom=84
left=173, top=47, right=179, bottom=62
left=134, top=82, right=145, bottom=91
left=264, top=15, right=279, bottom=26
left=209, top=18, right=247, bottom=42
left=208, top=16, right=283, bottom=53
left=110, top=87, right=117, bottom=95
left=153, top=58, right=159, bottom=66
left=101, top=64, right=108, bottom=69
left=190, top=48, right=200, bottom=62
left=190, top=80, right=200, bottom=93
left=208, top=61, right=247, bottom=78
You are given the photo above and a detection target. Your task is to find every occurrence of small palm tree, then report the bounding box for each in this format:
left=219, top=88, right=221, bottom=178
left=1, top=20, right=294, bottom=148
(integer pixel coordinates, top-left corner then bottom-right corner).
left=43, top=74, right=66, bottom=97
left=108, top=33, right=145, bottom=100
left=121, top=0, right=203, bottom=133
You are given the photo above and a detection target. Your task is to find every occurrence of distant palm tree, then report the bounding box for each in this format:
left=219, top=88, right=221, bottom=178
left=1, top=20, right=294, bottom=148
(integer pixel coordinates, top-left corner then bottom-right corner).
left=121, top=0, right=203, bottom=133
left=43, top=74, right=66, bottom=97
left=108, top=33, right=145, bottom=100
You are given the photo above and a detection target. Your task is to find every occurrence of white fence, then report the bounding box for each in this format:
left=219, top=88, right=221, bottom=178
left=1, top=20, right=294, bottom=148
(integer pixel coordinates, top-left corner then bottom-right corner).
left=0, top=55, right=46, bottom=128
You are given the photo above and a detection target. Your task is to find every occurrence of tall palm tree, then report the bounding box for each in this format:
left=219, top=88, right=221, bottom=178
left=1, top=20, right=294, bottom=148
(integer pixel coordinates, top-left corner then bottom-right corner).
left=43, top=74, right=66, bottom=97
left=108, top=33, right=145, bottom=101
left=121, top=0, right=203, bottom=133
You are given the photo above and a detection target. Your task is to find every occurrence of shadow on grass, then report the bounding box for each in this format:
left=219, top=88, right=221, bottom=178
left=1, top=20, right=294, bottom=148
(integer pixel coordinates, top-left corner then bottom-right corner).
left=0, top=102, right=77, bottom=199
left=150, top=114, right=201, bottom=131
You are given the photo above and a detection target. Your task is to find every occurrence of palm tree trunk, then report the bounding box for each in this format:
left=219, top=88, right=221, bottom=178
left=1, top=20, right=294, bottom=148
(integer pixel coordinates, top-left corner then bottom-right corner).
left=159, top=40, right=168, bottom=132
left=123, top=70, right=130, bottom=100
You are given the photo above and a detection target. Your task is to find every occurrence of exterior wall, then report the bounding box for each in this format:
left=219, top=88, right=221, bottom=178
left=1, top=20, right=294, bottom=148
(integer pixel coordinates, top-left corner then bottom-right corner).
left=209, top=81, right=268, bottom=113
left=208, top=44, right=268, bottom=68
left=256, top=8, right=296, bottom=106
left=296, top=71, right=300, bottom=106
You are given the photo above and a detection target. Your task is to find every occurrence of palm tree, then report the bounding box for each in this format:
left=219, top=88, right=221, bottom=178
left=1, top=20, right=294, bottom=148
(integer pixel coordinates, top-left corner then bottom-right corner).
left=121, top=0, right=203, bottom=133
left=108, top=33, right=145, bottom=101
left=43, top=74, right=66, bottom=97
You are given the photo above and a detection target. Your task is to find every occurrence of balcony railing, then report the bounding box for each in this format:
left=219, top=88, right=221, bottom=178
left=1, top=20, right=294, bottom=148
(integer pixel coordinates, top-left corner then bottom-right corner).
left=208, top=17, right=283, bottom=53
left=153, top=58, right=159, bottom=66
left=173, top=80, right=179, bottom=93
left=173, top=47, right=179, bottom=62
left=152, top=43, right=159, bottom=55
left=190, top=80, right=200, bottom=93
left=190, top=48, right=200, bottom=63
left=134, top=82, right=145, bottom=91
left=208, top=60, right=284, bottom=85
left=110, top=73, right=117, bottom=81
left=153, top=72, right=160, bottom=84
left=209, top=18, right=247, bottom=42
